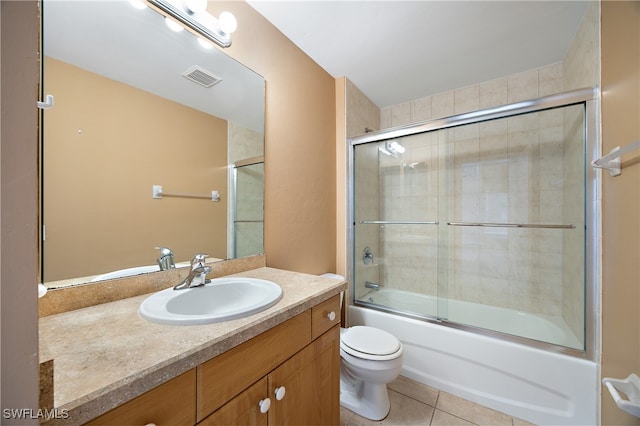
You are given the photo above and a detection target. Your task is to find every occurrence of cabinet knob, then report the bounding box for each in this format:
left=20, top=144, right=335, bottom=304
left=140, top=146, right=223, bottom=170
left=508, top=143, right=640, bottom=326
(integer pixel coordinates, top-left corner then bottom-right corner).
left=274, top=386, right=286, bottom=401
left=258, top=397, right=271, bottom=413
left=327, top=311, right=336, bottom=321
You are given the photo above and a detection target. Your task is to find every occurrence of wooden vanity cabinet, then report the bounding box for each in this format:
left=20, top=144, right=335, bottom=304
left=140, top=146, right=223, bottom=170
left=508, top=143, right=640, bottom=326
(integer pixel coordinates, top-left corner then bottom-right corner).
left=199, top=294, right=341, bottom=425
left=84, top=294, right=341, bottom=426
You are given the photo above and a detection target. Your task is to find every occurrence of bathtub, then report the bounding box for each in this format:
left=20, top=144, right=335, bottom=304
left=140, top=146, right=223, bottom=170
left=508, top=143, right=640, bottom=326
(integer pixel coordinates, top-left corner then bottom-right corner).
left=348, top=290, right=598, bottom=425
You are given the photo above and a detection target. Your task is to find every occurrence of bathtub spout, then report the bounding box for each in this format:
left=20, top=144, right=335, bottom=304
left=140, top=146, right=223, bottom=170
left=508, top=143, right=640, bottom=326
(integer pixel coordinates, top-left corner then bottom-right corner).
left=365, top=281, right=380, bottom=291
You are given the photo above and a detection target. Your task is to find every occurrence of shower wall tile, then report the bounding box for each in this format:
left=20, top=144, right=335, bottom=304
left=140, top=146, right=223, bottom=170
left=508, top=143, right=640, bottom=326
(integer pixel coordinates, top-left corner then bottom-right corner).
left=479, top=77, right=508, bottom=109
left=411, top=96, right=433, bottom=123
left=560, top=0, right=598, bottom=345
left=539, top=62, right=564, bottom=96
left=380, top=107, right=392, bottom=129
left=346, top=78, right=380, bottom=138
left=390, top=102, right=412, bottom=127
left=454, top=85, right=480, bottom=114
left=432, top=91, right=455, bottom=119
left=507, top=69, right=539, bottom=103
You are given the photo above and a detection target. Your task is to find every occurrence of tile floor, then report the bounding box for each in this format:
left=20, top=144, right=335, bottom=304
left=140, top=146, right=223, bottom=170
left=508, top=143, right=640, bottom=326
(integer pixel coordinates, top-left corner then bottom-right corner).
left=340, top=376, right=536, bottom=426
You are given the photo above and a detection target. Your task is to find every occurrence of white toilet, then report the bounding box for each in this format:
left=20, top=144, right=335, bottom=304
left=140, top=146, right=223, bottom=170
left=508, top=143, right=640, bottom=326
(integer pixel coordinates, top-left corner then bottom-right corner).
left=339, top=325, right=403, bottom=420
left=319, top=274, right=403, bottom=420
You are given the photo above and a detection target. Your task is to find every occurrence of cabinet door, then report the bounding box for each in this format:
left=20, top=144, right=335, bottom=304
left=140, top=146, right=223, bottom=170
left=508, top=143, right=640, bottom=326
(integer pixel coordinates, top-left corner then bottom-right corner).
left=85, top=369, right=196, bottom=426
left=197, top=311, right=311, bottom=422
left=268, top=325, right=340, bottom=425
left=198, top=377, right=268, bottom=426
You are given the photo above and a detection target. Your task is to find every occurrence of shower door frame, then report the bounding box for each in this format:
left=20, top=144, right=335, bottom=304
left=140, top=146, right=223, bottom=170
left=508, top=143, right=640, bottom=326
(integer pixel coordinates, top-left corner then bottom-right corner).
left=347, top=87, right=600, bottom=360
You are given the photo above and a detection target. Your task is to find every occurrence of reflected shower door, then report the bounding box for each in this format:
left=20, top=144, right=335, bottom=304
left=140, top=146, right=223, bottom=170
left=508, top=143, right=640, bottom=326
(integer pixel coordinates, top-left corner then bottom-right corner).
left=233, top=161, right=264, bottom=258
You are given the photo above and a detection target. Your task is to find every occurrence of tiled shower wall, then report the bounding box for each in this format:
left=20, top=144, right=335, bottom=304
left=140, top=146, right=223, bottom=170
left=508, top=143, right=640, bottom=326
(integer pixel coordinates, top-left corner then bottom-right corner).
left=348, top=2, right=598, bottom=342
left=368, top=103, right=584, bottom=321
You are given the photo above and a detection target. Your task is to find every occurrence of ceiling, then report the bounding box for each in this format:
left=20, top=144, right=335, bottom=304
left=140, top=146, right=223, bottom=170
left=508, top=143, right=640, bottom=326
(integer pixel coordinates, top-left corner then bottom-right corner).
left=246, top=1, right=590, bottom=108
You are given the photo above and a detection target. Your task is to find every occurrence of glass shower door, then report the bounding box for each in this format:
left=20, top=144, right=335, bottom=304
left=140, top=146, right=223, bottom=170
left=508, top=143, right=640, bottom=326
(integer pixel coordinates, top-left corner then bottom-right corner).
left=352, top=132, right=446, bottom=320
left=233, top=161, right=264, bottom=258
left=351, top=101, right=587, bottom=351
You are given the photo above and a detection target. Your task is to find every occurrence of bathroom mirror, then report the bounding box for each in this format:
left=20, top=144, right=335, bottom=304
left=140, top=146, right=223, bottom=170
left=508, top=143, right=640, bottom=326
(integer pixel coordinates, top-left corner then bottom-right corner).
left=41, top=0, right=265, bottom=287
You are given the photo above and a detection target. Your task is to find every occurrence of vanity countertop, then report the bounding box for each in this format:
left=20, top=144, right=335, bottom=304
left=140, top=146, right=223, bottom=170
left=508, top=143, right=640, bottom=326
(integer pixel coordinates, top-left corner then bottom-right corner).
left=39, top=267, right=346, bottom=424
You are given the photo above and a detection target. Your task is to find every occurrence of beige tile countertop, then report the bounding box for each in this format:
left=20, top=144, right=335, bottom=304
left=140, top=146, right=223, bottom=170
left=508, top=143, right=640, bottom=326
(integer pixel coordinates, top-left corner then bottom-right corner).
left=39, top=267, right=346, bottom=425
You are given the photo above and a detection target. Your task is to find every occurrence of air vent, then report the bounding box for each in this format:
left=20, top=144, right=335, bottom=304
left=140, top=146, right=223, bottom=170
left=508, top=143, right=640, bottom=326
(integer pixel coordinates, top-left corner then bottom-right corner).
left=182, top=65, right=222, bottom=88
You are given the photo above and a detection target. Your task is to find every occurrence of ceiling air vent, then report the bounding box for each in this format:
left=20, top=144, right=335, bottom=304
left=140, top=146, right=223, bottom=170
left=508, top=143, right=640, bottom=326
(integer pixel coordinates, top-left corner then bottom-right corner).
left=182, top=65, right=222, bottom=88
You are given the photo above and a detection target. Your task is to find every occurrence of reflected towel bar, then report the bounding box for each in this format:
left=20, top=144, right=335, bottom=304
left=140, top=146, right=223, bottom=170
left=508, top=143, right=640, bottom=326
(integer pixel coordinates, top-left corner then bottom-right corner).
left=592, top=140, right=640, bottom=177
left=152, top=185, right=220, bottom=202
left=359, top=220, right=439, bottom=225
left=447, top=222, right=575, bottom=229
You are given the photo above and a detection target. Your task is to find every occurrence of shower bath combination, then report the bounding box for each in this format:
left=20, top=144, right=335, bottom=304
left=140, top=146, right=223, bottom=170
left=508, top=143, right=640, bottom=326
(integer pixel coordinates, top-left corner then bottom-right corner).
left=347, top=87, right=599, bottom=425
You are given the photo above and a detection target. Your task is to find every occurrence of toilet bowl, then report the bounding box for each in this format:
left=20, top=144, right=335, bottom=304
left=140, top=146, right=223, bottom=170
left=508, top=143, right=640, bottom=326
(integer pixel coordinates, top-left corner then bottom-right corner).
left=339, top=326, right=403, bottom=420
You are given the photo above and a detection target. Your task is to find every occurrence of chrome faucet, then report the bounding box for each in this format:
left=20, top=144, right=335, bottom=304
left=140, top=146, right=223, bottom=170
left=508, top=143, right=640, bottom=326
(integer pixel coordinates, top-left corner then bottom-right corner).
left=156, top=247, right=175, bottom=271
left=173, top=253, right=212, bottom=290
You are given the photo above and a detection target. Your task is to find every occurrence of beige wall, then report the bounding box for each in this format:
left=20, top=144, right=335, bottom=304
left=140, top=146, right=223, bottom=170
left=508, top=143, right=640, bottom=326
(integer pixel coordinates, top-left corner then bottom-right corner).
left=1, top=0, right=337, bottom=415
left=601, top=1, right=640, bottom=424
left=44, top=58, right=228, bottom=281
left=211, top=1, right=337, bottom=275
left=1, top=0, right=41, bottom=420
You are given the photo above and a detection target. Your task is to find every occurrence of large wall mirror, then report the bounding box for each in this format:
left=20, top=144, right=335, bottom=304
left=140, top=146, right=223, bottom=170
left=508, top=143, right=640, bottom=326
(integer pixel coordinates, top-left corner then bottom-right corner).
left=41, top=0, right=265, bottom=288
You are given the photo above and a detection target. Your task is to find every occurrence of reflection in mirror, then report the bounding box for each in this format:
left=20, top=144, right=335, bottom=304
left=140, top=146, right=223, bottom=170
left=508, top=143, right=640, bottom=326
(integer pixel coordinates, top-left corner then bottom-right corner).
left=41, top=0, right=265, bottom=287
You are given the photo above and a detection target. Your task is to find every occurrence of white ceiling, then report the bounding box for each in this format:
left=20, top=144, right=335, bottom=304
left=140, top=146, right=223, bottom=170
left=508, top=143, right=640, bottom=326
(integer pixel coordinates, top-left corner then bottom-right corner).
left=246, top=1, right=590, bottom=108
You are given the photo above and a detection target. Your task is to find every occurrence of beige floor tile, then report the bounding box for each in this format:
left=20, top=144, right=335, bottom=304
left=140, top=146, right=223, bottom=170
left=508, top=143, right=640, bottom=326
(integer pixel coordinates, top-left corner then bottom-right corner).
left=341, top=405, right=355, bottom=426
left=436, top=392, right=512, bottom=426
left=513, top=417, right=537, bottom=426
left=431, top=409, right=475, bottom=426
left=345, top=390, right=435, bottom=426
left=388, top=375, right=439, bottom=407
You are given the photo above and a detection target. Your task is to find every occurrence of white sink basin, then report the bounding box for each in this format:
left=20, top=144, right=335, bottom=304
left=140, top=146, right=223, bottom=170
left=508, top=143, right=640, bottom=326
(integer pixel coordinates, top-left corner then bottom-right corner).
left=139, top=277, right=282, bottom=325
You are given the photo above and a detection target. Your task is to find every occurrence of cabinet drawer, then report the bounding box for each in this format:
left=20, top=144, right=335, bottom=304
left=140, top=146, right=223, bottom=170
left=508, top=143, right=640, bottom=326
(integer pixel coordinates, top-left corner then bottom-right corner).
left=85, top=369, right=196, bottom=426
left=198, top=377, right=268, bottom=426
left=311, top=294, right=341, bottom=340
left=197, top=311, right=311, bottom=422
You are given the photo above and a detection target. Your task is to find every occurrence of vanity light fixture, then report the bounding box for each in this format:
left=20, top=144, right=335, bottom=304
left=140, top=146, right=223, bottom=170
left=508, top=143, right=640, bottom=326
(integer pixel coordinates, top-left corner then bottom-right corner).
left=147, top=0, right=237, bottom=48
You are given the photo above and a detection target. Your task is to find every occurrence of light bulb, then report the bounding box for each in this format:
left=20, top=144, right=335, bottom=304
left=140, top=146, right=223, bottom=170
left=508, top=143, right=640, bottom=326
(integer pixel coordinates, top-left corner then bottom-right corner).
left=198, top=38, right=213, bottom=49
left=184, top=0, right=207, bottom=14
left=218, top=11, right=237, bottom=34
left=165, top=17, right=184, bottom=32
left=128, top=0, right=147, bottom=10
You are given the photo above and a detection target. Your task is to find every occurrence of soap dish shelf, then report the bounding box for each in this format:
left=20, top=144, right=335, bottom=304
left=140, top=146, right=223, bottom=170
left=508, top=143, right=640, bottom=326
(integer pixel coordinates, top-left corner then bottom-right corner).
left=603, top=373, right=640, bottom=418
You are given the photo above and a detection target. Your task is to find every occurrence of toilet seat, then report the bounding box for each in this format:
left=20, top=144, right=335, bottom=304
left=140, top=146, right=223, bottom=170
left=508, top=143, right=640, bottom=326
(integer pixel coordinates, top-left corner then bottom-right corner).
left=341, top=326, right=402, bottom=361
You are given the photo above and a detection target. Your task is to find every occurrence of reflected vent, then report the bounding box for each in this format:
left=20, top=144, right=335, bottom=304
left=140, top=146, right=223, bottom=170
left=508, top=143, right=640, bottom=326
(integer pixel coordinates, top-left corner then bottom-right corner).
left=182, top=65, right=222, bottom=88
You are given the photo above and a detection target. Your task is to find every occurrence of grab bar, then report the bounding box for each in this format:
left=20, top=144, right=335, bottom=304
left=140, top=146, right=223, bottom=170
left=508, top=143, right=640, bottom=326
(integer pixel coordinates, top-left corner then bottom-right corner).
left=359, top=220, right=439, bottom=225
left=447, top=222, right=575, bottom=229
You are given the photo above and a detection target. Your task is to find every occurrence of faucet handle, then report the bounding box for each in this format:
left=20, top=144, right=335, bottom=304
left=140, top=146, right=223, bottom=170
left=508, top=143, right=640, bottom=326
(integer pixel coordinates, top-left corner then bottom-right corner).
left=191, top=253, right=208, bottom=268
left=156, top=246, right=174, bottom=257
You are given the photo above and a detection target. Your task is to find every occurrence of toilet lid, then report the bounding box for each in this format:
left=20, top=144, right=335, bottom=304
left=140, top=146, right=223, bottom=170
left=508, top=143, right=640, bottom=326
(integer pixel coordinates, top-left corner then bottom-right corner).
left=341, top=326, right=401, bottom=359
